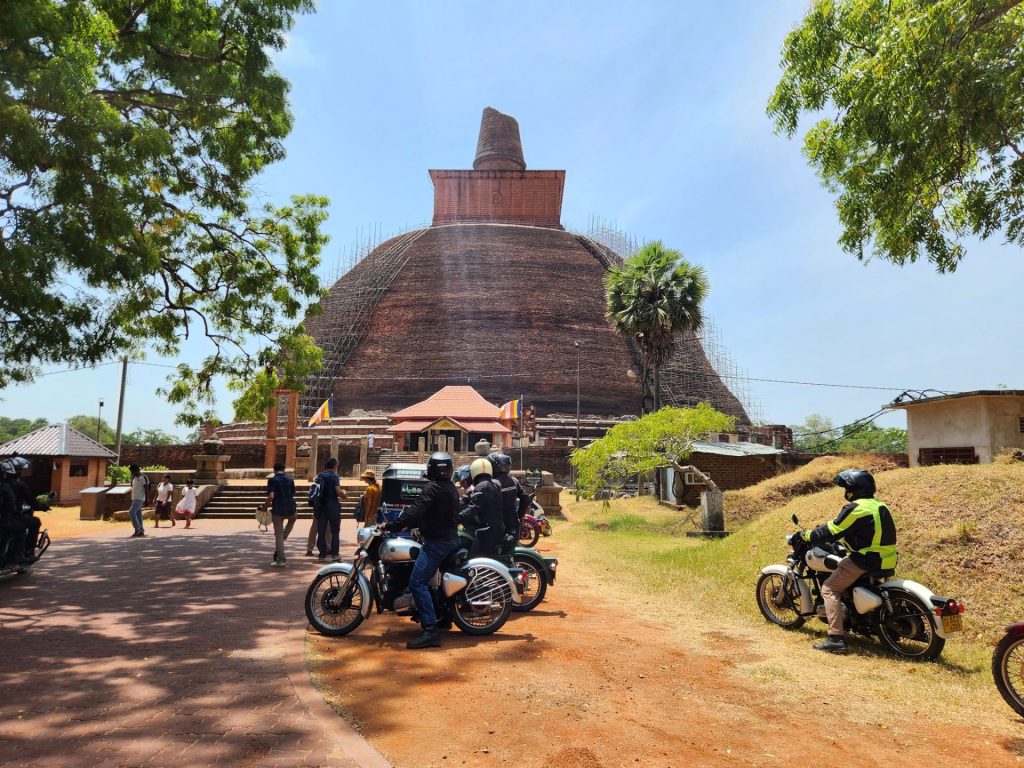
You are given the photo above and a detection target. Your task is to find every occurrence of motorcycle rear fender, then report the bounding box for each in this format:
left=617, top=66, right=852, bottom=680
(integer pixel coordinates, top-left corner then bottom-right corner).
left=1005, top=621, right=1024, bottom=636
left=513, top=546, right=558, bottom=584
left=761, top=563, right=813, bottom=615
left=315, top=562, right=372, bottom=618
left=880, top=578, right=948, bottom=639
left=465, top=556, right=523, bottom=604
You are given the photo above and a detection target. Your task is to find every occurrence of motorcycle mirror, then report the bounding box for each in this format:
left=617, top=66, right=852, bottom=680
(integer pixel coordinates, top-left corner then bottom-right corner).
left=791, top=513, right=799, bottom=525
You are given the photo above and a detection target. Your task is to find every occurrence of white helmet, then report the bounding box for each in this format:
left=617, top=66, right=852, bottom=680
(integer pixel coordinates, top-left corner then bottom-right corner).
left=470, top=458, right=492, bottom=480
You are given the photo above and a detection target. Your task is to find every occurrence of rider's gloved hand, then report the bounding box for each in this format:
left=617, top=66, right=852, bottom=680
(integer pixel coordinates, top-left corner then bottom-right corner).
left=800, top=530, right=811, bottom=542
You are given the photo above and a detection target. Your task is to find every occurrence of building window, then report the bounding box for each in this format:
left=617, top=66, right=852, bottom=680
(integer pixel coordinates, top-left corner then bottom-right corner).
left=69, top=461, right=89, bottom=477
left=918, top=447, right=978, bottom=466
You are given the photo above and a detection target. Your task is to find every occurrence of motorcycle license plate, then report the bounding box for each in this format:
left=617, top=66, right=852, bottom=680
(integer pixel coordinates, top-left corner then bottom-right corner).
left=941, top=614, right=962, bottom=634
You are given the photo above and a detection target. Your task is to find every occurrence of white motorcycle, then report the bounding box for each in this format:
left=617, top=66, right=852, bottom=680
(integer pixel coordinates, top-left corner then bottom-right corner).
left=755, top=514, right=964, bottom=660
left=305, top=524, right=524, bottom=638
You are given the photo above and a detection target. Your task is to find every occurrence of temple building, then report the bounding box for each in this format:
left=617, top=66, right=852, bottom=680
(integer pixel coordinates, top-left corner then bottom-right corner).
left=302, top=108, right=749, bottom=424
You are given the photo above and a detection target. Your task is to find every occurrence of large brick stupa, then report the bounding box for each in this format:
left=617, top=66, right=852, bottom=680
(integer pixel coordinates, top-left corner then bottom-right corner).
left=302, top=108, right=748, bottom=423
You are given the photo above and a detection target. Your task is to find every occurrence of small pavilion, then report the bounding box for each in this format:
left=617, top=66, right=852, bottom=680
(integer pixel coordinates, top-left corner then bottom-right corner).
left=387, top=386, right=511, bottom=452
left=0, top=424, right=116, bottom=504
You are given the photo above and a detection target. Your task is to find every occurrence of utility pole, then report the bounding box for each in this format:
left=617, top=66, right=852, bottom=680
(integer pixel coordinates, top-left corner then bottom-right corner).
left=114, top=357, right=128, bottom=464
left=96, top=398, right=104, bottom=443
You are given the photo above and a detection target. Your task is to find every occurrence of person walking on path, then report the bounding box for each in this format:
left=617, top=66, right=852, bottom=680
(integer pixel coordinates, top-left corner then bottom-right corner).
left=358, top=469, right=381, bottom=526
left=153, top=474, right=175, bottom=528
left=314, top=458, right=346, bottom=562
left=266, top=463, right=297, bottom=566
left=175, top=478, right=198, bottom=528
left=128, top=465, right=147, bottom=537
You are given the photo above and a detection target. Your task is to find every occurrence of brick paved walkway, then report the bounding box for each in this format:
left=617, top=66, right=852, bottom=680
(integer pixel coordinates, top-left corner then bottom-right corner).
left=0, top=519, right=391, bottom=768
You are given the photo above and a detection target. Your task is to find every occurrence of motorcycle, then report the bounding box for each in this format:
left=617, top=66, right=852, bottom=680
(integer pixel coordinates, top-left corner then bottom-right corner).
left=993, top=622, right=1024, bottom=717
left=755, top=513, right=964, bottom=660
left=0, top=496, right=53, bottom=579
left=458, top=524, right=557, bottom=612
left=305, top=523, right=525, bottom=638
left=517, top=494, right=552, bottom=548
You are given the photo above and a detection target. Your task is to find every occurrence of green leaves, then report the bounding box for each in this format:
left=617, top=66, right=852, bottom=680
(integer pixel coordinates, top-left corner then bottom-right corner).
left=769, top=0, right=1024, bottom=271
left=571, top=403, right=735, bottom=499
left=1, top=1, right=327, bottom=424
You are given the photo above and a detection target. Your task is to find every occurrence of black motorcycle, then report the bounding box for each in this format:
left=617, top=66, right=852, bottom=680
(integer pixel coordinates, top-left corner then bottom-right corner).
left=0, top=501, right=52, bottom=579
left=305, top=523, right=525, bottom=637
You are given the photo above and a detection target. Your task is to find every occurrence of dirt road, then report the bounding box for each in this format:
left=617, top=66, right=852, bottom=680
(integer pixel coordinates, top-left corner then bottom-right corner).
left=307, top=536, right=1024, bottom=768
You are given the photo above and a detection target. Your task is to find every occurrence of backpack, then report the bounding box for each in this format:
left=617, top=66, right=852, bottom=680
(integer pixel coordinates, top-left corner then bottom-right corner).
left=140, top=473, right=152, bottom=499
left=308, top=475, right=325, bottom=509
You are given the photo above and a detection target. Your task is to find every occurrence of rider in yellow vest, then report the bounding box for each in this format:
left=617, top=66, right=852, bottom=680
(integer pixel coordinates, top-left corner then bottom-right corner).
left=802, top=469, right=898, bottom=654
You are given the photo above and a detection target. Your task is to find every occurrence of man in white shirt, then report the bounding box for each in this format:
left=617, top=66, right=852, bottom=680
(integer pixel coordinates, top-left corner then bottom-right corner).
left=128, top=464, right=148, bottom=538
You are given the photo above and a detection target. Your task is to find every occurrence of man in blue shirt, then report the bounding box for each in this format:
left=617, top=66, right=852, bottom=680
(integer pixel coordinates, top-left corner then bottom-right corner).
left=266, top=462, right=297, bottom=567
left=314, top=457, right=347, bottom=562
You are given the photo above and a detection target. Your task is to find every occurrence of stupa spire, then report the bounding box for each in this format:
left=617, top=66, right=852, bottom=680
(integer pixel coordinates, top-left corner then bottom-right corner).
left=473, top=107, right=526, bottom=171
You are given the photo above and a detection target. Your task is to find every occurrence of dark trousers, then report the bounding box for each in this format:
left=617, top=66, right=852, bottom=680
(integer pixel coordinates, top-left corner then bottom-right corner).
left=23, top=516, right=41, bottom=556
left=316, top=510, right=341, bottom=558
left=0, top=518, right=27, bottom=564
left=409, top=538, right=460, bottom=628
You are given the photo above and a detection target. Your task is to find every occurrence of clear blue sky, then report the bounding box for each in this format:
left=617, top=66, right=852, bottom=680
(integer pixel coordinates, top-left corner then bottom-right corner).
left=3, top=0, right=1022, bottom=439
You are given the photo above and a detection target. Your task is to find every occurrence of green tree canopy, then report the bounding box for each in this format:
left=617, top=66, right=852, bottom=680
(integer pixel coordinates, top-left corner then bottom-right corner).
left=570, top=403, right=735, bottom=499
left=122, top=428, right=180, bottom=445
left=605, top=241, right=708, bottom=412
left=794, top=413, right=907, bottom=454
left=769, top=0, right=1024, bottom=272
left=0, top=416, right=47, bottom=444
left=1, top=1, right=328, bottom=425
left=67, top=414, right=116, bottom=444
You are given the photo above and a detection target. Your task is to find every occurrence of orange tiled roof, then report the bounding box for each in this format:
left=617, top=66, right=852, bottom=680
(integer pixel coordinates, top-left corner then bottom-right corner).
left=391, top=386, right=501, bottom=420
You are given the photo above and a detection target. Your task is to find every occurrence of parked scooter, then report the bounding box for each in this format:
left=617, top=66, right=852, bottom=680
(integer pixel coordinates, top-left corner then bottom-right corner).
left=459, top=523, right=557, bottom=612
left=305, top=523, right=525, bottom=637
left=993, top=622, right=1024, bottom=717
left=755, top=514, right=964, bottom=660
left=0, top=490, right=54, bottom=579
left=517, top=494, right=552, bottom=548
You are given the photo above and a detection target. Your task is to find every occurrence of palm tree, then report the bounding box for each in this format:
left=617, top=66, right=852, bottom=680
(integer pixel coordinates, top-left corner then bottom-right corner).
left=605, top=241, right=709, bottom=414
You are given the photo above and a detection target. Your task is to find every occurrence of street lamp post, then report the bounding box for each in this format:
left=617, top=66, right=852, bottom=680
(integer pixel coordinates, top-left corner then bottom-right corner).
left=96, top=398, right=104, bottom=443
left=574, top=340, right=581, bottom=501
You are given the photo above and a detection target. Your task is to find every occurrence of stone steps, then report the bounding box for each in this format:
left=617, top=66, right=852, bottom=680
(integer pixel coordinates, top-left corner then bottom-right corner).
left=199, top=485, right=360, bottom=519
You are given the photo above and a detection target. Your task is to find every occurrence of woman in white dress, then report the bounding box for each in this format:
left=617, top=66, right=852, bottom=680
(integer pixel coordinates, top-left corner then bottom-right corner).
left=175, top=478, right=198, bottom=528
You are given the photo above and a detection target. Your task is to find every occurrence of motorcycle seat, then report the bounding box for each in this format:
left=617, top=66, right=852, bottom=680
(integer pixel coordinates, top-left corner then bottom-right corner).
left=441, top=547, right=469, bottom=570
left=867, top=569, right=895, bottom=581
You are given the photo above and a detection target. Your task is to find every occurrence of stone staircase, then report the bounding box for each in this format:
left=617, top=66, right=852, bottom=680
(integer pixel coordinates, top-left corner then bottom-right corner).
left=199, top=483, right=362, bottom=520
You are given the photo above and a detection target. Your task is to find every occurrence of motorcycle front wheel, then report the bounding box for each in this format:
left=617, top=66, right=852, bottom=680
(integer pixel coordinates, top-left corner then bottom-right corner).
left=305, top=571, right=368, bottom=637
left=518, top=522, right=540, bottom=548
left=451, top=565, right=513, bottom=635
left=992, top=633, right=1024, bottom=717
left=755, top=572, right=805, bottom=629
left=876, top=588, right=945, bottom=660
left=511, top=556, right=547, bottom=612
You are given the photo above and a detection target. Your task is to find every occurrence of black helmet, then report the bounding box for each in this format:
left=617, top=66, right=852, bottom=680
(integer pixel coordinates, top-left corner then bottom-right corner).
left=426, top=452, right=454, bottom=481
left=487, top=452, right=512, bottom=475
left=0, top=459, right=14, bottom=480
left=834, top=469, right=876, bottom=502
left=454, top=464, right=472, bottom=484
left=9, top=456, right=29, bottom=476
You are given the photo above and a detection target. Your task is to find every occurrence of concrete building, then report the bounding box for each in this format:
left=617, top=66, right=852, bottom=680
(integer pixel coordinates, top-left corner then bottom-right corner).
left=888, top=390, right=1024, bottom=467
left=0, top=423, right=115, bottom=504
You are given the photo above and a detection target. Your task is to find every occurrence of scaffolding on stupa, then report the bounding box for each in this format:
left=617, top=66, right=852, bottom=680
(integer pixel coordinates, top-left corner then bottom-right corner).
left=301, top=223, right=429, bottom=416
left=581, top=218, right=762, bottom=425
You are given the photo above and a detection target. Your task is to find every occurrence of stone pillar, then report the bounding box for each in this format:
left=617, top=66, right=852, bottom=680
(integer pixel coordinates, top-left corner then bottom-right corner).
left=264, top=397, right=278, bottom=469
left=417, top=437, right=425, bottom=462
left=308, top=434, right=319, bottom=480
left=330, top=438, right=340, bottom=467
left=359, top=438, right=368, bottom=471
left=447, top=436, right=455, bottom=454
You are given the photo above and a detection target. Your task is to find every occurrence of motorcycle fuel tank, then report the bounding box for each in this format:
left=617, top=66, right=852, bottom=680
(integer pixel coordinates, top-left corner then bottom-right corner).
left=805, top=547, right=842, bottom=573
left=379, top=537, right=422, bottom=563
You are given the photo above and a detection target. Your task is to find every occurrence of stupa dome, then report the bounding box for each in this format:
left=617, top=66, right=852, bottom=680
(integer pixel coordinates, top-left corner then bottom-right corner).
left=302, top=110, right=748, bottom=423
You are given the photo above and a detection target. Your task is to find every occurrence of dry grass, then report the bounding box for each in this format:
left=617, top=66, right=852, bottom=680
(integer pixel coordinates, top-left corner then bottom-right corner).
left=35, top=506, right=118, bottom=540
left=723, top=453, right=903, bottom=526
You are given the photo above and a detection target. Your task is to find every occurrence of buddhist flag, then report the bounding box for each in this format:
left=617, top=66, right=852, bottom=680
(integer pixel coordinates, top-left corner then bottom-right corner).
left=308, top=396, right=333, bottom=427
left=500, top=399, right=521, bottom=420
